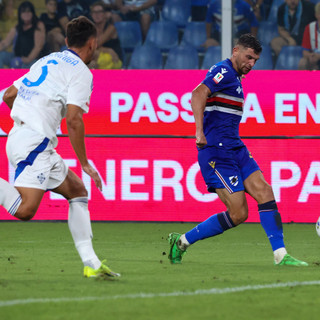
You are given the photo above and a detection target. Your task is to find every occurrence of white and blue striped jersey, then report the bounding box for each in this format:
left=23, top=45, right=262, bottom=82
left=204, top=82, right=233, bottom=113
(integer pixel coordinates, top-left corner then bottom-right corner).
left=11, top=49, right=92, bottom=147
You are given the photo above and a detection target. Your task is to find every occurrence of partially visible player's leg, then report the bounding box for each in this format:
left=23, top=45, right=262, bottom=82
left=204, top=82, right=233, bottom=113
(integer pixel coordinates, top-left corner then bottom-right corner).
left=1, top=126, right=49, bottom=220
left=53, top=169, right=120, bottom=278
left=0, top=178, right=22, bottom=216
left=185, top=188, right=246, bottom=244
left=168, top=190, right=247, bottom=264
left=0, top=172, right=49, bottom=221
left=0, top=178, right=44, bottom=220
left=14, top=187, right=45, bottom=220
left=244, top=170, right=308, bottom=266
left=168, top=146, right=247, bottom=264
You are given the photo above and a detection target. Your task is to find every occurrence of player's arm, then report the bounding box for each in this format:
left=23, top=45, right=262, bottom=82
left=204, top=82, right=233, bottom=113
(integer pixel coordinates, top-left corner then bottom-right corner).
left=191, top=83, right=211, bottom=148
left=3, top=85, right=18, bottom=110
left=66, top=104, right=102, bottom=190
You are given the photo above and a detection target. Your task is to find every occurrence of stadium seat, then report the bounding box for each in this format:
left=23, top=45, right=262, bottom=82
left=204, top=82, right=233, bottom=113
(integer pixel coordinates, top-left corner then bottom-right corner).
left=267, top=0, right=285, bottom=23
left=275, top=45, right=304, bottom=70
left=145, top=21, right=179, bottom=52
left=162, top=0, right=191, bottom=28
left=164, top=45, right=199, bottom=69
left=201, top=46, right=221, bottom=70
left=257, top=21, right=279, bottom=46
left=254, top=45, right=274, bottom=70
left=181, top=22, right=207, bottom=51
left=115, top=21, right=142, bottom=52
left=128, top=45, right=163, bottom=69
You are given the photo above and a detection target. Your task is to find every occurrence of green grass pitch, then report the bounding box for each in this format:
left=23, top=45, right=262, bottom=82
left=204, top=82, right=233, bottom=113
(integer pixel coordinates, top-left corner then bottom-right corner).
left=0, top=222, right=320, bottom=320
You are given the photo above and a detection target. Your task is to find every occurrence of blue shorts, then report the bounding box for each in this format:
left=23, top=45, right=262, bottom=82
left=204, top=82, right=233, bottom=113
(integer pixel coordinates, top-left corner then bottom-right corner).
left=198, top=145, right=260, bottom=194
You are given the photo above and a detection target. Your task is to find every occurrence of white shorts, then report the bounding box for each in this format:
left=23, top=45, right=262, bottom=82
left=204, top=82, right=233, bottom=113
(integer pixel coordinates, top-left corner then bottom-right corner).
left=6, top=124, right=68, bottom=190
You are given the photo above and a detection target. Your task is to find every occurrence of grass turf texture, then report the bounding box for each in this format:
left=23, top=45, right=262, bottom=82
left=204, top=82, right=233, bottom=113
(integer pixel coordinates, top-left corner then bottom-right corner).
left=0, top=222, right=320, bottom=320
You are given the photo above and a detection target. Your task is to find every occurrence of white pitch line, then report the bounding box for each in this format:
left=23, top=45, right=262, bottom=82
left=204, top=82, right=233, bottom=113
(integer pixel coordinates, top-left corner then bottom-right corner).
left=1, top=280, right=320, bottom=307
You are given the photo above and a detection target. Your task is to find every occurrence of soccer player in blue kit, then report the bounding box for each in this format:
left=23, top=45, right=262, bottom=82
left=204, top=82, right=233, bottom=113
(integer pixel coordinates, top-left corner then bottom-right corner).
left=168, top=34, right=308, bottom=267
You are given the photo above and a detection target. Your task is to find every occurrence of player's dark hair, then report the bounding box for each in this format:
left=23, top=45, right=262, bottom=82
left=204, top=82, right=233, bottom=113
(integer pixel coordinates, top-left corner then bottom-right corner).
left=66, top=15, right=97, bottom=48
left=237, top=33, right=262, bottom=54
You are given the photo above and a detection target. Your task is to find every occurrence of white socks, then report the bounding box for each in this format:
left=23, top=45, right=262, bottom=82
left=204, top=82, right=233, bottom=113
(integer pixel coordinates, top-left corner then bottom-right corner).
left=68, top=197, right=101, bottom=269
left=178, top=234, right=190, bottom=251
left=274, top=247, right=287, bottom=264
left=0, top=178, right=22, bottom=216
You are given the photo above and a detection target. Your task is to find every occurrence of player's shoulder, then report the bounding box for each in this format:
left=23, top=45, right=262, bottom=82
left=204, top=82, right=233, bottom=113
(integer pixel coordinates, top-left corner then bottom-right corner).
left=206, top=59, right=235, bottom=80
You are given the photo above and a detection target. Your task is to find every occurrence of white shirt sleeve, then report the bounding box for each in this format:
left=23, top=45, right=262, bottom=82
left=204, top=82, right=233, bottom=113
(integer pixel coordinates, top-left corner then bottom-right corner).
left=13, top=75, right=25, bottom=89
left=66, top=67, right=92, bottom=113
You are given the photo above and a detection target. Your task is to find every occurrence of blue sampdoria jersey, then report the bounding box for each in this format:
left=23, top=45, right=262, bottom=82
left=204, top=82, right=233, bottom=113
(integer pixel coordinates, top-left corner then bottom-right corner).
left=202, top=58, right=244, bottom=149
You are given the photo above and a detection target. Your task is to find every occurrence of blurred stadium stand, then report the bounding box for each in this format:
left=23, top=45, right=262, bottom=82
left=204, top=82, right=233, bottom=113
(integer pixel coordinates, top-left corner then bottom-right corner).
left=0, top=0, right=312, bottom=70
left=128, top=44, right=163, bottom=69
left=164, top=45, right=199, bottom=69
left=275, top=45, right=304, bottom=70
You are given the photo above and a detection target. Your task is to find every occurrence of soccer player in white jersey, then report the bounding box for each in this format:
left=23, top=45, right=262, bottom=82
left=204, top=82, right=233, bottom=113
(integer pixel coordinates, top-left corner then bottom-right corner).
left=0, top=16, right=120, bottom=279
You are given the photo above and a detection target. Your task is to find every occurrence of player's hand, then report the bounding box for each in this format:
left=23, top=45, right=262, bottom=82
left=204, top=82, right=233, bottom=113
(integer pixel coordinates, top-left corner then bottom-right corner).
left=195, top=131, right=207, bottom=148
left=82, top=164, right=102, bottom=191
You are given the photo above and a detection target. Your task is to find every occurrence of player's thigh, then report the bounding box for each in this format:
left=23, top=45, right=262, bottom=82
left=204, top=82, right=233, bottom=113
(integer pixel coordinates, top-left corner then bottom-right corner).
left=244, top=170, right=274, bottom=204
left=52, top=168, right=87, bottom=200
left=15, top=186, right=45, bottom=220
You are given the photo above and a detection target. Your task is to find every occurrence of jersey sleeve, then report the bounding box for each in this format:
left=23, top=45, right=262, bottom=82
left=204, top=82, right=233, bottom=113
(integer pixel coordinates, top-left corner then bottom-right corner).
left=66, top=68, right=92, bottom=113
left=13, top=75, right=24, bottom=89
left=202, top=65, right=233, bottom=94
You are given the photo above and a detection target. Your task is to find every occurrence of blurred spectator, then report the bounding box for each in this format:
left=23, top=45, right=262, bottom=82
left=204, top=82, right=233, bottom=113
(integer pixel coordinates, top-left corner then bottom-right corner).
left=203, top=0, right=259, bottom=48
left=40, top=0, right=65, bottom=52
left=0, top=0, right=17, bottom=42
left=191, top=0, right=209, bottom=21
left=244, top=0, right=266, bottom=21
left=299, top=2, right=320, bottom=70
left=0, top=1, right=45, bottom=68
left=113, top=0, right=157, bottom=39
left=57, top=0, right=90, bottom=32
left=102, top=0, right=117, bottom=9
left=89, top=1, right=123, bottom=69
left=101, top=0, right=120, bottom=22
left=270, top=0, right=315, bottom=57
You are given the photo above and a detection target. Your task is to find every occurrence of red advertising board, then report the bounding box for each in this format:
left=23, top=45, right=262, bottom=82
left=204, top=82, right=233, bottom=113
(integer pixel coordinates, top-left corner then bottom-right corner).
left=1, top=70, right=320, bottom=137
left=1, top=137, right=319, bottom=223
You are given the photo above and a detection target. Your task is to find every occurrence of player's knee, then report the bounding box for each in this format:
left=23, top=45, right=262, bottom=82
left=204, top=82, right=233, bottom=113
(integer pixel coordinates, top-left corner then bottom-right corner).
left=70, top=180, right=88, bottom=198
left=15, top=205, right=37, bottom=221
left=229, top=206, right=248, bottom=225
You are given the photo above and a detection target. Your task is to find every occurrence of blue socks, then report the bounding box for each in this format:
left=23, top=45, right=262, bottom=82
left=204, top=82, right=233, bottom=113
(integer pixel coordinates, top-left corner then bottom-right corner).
left=185, top=211, right=235, bottom=244
left=258, top=200, right=285, bottom=251
left=184, top=200, right=285, bottom=252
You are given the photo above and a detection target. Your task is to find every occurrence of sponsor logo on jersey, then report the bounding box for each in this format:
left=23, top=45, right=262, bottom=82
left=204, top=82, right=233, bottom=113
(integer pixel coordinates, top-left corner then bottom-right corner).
left=213, top=72, right=224, bottom=84
left=221, top=68, right=228, bottom=74
left=229, top=176, right=239, bottom=186
left=236, top=86, right=242, bottom=94
left=208, top=161, right=216, bottom=169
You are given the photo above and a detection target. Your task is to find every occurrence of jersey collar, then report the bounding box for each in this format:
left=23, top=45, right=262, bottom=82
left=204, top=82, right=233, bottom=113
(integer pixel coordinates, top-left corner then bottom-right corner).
left=67, top=49, right=80, bottom=58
